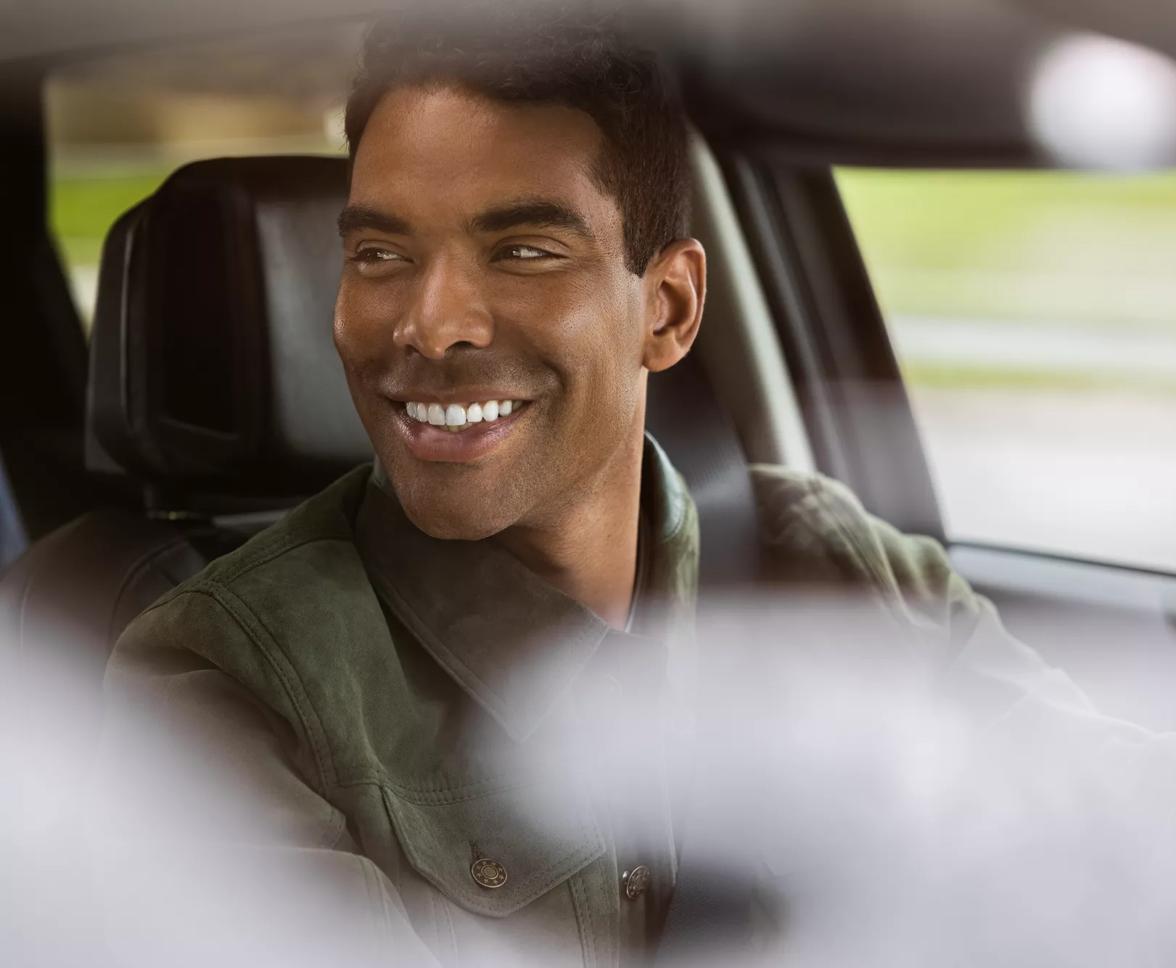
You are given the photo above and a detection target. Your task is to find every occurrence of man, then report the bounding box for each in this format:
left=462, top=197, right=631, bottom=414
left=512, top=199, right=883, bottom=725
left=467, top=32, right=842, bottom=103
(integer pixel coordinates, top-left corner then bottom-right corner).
left=96, top=15, right=1161, bottom=968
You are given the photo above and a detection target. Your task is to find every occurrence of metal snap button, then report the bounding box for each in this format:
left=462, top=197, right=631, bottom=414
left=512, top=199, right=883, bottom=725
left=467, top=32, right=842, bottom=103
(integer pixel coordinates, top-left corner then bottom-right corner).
left=622, top=864, right=651, bottom=901
left=470, top=857, right=508, bottom=889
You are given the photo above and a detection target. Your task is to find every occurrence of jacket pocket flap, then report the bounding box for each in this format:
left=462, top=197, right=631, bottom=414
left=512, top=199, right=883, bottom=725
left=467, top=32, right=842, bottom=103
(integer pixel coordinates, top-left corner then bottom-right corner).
left=382, top=777, right=605, bottom=918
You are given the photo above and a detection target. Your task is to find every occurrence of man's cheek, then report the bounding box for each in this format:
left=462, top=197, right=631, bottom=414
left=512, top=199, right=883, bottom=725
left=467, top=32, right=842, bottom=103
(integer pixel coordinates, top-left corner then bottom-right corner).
left=336, top=287, right=397, bottom=364
left=333, top=314, right=372, bottom=374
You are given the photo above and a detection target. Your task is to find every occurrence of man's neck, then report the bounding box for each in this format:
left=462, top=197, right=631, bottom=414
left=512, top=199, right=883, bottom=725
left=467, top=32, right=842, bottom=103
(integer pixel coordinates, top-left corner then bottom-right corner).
left=493, top=429, right=645, bottom=630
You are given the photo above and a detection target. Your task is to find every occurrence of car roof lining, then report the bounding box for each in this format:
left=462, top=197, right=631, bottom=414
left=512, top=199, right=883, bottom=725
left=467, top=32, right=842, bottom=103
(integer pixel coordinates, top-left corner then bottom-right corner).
left=10, top=0, right=1176, bottom=164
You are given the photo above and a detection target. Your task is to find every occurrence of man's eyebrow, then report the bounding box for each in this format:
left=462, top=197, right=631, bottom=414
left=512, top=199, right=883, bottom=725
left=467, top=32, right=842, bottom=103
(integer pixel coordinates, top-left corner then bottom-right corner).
left=469, top=200, right=593, bottom=239
left=337, top=205, right=413, bottom=237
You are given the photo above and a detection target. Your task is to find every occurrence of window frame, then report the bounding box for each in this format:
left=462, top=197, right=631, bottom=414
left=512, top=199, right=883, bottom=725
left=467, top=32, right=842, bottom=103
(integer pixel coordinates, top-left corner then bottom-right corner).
left=0, top=63, right=96, bottom=556
left=721, top=153, right=945, bottom=542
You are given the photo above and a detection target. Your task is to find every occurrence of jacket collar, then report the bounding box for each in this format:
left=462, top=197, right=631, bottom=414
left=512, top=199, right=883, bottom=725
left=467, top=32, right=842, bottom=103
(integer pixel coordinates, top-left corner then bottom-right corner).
left=356, top=435, right=698, bottom=743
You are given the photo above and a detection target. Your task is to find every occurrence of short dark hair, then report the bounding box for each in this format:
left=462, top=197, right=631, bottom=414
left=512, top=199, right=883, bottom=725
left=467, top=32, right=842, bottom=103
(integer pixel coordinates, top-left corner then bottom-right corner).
left=344, top=14, right=691, bottom=275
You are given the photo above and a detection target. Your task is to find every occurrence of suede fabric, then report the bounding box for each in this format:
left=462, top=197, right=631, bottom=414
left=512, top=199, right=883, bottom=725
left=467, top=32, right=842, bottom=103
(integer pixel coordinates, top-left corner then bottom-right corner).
left=97, top=440, right=1091, bottom=966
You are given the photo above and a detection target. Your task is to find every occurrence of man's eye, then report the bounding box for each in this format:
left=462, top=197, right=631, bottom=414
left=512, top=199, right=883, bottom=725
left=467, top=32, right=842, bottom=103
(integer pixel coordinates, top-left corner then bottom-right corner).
left=349, top=246, right=405, bottom=265
left=497, top=244, right=555, bottom=261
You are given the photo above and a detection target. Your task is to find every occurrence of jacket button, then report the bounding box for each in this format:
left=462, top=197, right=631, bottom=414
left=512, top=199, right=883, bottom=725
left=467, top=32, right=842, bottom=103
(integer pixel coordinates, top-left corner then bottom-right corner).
left=622, top=865, right=651, bottom=901
left=470, top=857, right=508, bottom=889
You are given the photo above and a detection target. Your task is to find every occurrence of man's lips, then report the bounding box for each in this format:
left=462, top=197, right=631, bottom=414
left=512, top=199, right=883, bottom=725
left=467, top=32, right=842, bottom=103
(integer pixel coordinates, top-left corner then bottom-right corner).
left=391, top=398, right=532, bottom=463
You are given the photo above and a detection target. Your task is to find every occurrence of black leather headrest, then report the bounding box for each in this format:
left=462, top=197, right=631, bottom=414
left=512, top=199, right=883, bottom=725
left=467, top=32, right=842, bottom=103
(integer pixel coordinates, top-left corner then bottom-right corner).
left=87, top=156, right=371, bottom=498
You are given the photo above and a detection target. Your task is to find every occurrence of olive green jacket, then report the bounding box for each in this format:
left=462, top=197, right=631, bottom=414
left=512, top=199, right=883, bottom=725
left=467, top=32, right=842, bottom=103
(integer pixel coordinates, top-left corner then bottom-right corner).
left=95, top=439, right=1086, bottom=967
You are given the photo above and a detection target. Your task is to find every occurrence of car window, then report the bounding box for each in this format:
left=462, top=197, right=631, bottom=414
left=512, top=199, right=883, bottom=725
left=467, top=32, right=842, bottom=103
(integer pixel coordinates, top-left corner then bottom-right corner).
left=46, top=25, right=360, bottom=327
left=837, top=168, right=1176, bottom=573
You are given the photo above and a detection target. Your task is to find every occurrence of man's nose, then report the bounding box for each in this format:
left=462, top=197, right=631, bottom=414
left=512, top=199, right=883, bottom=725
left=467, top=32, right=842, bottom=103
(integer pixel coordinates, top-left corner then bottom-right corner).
left=392, top=254, right=493, bottom=359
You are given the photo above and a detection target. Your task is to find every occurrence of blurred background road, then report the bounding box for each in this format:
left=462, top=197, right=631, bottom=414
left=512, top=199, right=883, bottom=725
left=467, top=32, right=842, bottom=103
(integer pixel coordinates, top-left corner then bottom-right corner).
left=890, top=313, right=1176, bottom=569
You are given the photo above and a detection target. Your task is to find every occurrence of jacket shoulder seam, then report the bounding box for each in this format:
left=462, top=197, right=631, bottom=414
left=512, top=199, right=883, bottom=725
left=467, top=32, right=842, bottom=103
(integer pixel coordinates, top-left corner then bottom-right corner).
left=210, top=529, right=354, bottom=585
left=178, top=581, right=340, bottom=794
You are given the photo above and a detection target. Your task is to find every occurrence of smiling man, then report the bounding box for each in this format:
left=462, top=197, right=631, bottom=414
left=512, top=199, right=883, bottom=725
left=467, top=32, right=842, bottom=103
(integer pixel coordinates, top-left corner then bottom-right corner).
left=94, top=14, right=1121, bottom=968
left=334, top=54, right=702, bottom=625
left=100, top=21, right=712, bottom=966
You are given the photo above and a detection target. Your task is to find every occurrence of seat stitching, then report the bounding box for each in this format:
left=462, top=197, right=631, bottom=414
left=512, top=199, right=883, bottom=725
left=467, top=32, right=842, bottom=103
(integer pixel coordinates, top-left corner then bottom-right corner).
left=174, top=584, right=340, bottom=794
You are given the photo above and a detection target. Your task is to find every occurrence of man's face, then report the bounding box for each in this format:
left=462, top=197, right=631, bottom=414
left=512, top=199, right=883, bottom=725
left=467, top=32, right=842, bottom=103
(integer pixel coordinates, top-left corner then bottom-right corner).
left=335, top=85, right=650, bottom=540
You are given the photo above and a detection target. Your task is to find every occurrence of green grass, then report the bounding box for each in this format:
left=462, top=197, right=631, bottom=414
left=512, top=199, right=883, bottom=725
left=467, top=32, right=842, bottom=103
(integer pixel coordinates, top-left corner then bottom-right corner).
left=836, top=168, right=1176, bottom=328
left=903, top=361, right=1176, bottom=395
left=50, top=169, right=171, bottom=267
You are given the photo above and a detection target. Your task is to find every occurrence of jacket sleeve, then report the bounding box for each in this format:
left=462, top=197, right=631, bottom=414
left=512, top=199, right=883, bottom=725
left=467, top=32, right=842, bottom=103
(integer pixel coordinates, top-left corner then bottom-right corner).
left=93, top=589, right=442, bottom=968
left=750, top=462, right=1098, bottom=720
left=747, top=464, right=1176, bottom=962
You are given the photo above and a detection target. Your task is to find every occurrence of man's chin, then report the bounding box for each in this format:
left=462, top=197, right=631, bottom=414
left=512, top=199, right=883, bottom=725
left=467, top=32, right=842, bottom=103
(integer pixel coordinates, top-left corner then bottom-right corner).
left=397, top=493, right=513, bottom=543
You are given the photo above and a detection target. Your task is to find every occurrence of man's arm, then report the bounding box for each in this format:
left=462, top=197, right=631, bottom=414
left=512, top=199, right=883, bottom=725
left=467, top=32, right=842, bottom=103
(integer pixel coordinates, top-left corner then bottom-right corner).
left=743, top=463, right=1176, bottom=964
left=750, top=461, right=1098, bottom=714
left=93, top=592, right=440, bottom=968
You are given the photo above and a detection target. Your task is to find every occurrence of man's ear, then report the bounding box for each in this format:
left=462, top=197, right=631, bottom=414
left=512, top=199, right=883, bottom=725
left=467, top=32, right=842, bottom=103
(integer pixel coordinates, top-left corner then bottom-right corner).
left=641, top=238, right=706, bottom=373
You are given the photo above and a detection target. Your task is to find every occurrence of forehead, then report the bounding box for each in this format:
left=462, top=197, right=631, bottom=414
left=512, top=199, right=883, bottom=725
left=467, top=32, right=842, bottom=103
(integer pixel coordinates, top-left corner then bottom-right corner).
left=350, top=85, right=617, bottom=229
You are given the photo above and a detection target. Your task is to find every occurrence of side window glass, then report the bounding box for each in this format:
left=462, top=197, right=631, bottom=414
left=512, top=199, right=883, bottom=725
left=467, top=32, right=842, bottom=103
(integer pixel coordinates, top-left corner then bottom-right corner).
left=46, top=27, right=358, bottom=327
left=838, top=169, right=1176, bottom=573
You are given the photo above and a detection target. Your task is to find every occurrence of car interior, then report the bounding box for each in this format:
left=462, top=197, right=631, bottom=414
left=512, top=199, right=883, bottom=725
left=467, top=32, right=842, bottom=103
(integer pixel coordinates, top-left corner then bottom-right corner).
left=3, top=0, right=1176, bottom=898
left=2, top=146, right=766, bottom=770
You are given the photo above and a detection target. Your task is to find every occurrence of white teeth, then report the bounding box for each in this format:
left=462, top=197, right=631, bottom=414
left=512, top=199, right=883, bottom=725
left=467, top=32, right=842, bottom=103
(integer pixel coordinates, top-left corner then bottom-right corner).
left=407, top=399, right=522, bottom=429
